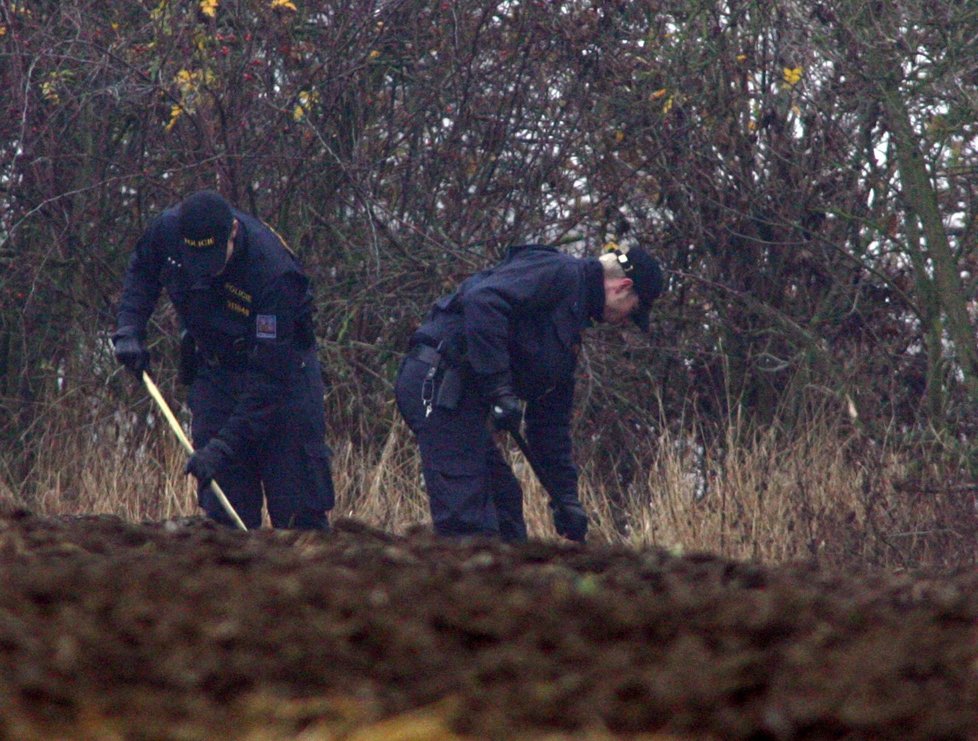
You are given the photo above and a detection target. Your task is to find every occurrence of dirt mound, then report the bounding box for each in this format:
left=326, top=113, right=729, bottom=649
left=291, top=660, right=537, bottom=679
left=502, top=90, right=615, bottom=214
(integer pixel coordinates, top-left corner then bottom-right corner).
left=0, top=506, right=976, bottom=739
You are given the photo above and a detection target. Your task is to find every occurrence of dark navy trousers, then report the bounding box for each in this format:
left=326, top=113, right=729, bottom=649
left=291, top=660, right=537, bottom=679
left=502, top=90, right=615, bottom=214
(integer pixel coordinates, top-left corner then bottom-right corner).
left=189, top=347, right=334, bottom=530
left=395, top=354, right=527, bottom=542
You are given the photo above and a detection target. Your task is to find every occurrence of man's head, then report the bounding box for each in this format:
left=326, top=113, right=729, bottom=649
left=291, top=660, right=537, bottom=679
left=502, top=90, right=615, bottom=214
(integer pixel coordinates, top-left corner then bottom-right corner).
left=599, top=245, right=664, bottom=331
left=177, top=190, right=237, bottom=281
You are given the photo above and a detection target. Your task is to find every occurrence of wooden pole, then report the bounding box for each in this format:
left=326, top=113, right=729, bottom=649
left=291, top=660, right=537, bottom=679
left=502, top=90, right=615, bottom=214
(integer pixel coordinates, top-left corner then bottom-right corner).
left=142, top=371, right=247, bottom=531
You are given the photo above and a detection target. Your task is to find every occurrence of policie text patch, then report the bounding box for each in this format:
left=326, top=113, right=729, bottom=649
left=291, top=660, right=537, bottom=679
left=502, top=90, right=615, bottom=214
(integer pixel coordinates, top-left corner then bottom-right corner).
left=256, top=314, right=278, bottom=339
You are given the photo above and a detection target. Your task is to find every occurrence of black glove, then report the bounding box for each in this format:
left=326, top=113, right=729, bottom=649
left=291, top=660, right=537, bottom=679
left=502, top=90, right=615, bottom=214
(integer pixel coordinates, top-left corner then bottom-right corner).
left=490, top=390, right=523, bottom=434
left=178, top=329, right=199, bottom=386
left=113, top=328, right=149, bottom=376
left=185, top=438, right=233, bottom=487
left=552, top=500, right=588, bottom=543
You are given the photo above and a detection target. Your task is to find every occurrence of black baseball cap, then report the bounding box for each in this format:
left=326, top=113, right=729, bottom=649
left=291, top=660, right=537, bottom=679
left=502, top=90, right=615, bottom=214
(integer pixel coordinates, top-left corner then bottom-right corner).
left=611, top=246, right=664, bottom=332
left=177, top=190, right=234, bottom=280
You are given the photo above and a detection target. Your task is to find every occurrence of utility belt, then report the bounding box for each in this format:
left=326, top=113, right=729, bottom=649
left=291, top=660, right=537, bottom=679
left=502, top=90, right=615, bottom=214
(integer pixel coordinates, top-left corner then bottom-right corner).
left=407, top=336, right=464, bottom=417
left=188, top=313, right=316, bottom=371
left=200, top=336, right=250, bottom=369
left=178, top=333, right=246, bottom=385
left=196, top=336, right=315, bottom=373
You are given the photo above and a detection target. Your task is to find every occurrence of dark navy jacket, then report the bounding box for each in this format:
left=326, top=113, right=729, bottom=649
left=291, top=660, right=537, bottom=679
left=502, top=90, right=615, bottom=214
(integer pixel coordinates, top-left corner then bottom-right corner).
left=414, top=245, right=601, bottom=505
left=116, top=206, right=317, bottom=457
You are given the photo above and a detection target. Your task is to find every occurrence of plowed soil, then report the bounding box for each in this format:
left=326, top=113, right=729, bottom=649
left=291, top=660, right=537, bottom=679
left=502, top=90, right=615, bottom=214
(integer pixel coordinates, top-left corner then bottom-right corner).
left=1, top=506, right=977, bottom=740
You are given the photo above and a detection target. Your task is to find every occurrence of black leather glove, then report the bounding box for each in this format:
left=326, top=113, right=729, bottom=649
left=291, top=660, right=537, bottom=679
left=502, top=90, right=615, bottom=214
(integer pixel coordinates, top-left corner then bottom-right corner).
left=490, top=390, right=523, bottom=434
left=185, top=438, right=233, bottom=487
left=113, top=328, right=149, bottom=376
left=178, top=329, right=199, bottom=386
left=552, top=500, right=588, bottom=543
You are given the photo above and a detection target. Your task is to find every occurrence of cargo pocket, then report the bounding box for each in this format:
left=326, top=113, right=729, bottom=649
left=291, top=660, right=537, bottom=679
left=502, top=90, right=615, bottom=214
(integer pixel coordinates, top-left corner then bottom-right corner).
left=302, top=440, right=335, bottom=511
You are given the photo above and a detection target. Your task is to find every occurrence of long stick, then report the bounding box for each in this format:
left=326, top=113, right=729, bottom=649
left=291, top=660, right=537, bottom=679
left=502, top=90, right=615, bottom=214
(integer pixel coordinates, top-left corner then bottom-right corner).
left=142, top=371, right=247, bottom=531
left=509, top=428, right=587, bottom=544
left=509, top=427, right=559, bottom=504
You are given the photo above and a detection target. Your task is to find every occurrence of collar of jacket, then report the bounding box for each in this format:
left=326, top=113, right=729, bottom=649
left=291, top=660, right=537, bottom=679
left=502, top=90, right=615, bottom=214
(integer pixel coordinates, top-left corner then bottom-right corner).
left=583, top=257, right=605, bottom=325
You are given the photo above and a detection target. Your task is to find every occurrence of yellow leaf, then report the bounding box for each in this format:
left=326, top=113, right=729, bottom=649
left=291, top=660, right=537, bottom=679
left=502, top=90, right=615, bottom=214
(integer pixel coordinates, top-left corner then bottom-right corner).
left=40, top=81, right=60, bottom=105
left=297, top=90, right=319, bottom=110
left=782, top=66, right=803, bottom=86
left=164, top=104, right=183, bottom=132
left=293, top=104, right=305, bottom=121
left=199, top=0, right=219, bottom=17
left=736, top=53, right=747, bottom=63
left=369, top=49, right=381, bottom=59
left=662, top=96, right=673, bottom=114
left=174, top=68, right=200, bottom=96
left=271, top=0, right=297, bottom=10
left=614, top=130, right=625, bottom=143
left=650, top=87, right=667, bottom=100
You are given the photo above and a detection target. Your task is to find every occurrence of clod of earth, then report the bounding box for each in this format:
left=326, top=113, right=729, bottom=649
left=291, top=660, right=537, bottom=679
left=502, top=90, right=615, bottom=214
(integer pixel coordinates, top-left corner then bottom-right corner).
left=0, top=506, right=976, bottom=739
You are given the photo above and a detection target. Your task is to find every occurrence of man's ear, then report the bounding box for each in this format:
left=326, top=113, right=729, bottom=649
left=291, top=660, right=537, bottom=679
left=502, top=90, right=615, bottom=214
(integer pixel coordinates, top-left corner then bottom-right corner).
left=619, top=277, right=634, bottom=293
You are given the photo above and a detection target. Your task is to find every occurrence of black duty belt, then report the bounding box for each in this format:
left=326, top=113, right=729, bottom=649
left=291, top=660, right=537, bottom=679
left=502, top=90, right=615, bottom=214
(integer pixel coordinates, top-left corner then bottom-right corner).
left=200, top=336, right=249, bottom=368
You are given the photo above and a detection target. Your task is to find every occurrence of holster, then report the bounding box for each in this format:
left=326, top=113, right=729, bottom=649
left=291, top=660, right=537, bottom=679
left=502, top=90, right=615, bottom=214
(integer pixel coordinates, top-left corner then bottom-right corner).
left=435, top=366, right=462, bottom=410
left=408, top=340, right=464, bottom=411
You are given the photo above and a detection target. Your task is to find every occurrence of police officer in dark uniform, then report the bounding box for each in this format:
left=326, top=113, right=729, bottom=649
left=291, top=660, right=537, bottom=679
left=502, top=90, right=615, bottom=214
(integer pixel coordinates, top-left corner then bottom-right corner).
left=113, top=190, right=334, bottom=530
left=395, top=243, right=663, bottom=543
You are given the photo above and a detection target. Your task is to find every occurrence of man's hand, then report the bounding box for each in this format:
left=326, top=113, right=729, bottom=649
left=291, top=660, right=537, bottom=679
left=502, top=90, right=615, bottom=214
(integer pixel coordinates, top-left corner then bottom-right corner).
left=490, top=390, right=523, bottom=434
left=185, top=438, right=233, bottom=487
left=552, top=500, right=588, bottom=543
left=113, top=329, right=150, bottom=376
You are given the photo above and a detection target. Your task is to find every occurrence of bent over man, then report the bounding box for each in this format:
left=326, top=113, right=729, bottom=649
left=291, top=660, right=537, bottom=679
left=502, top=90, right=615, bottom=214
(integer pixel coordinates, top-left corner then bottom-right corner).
left=113, top=190, right=334, bottom=530
left=395, top=243, right=663, bottom=543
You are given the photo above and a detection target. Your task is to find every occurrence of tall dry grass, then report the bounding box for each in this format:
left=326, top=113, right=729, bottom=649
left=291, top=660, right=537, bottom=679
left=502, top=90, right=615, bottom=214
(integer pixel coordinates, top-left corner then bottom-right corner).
left=3, top=384, right=976, bottom=570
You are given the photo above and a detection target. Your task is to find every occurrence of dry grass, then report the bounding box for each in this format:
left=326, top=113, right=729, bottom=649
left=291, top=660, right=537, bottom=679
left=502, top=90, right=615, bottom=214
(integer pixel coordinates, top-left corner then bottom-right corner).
left=586, top=407, right=978, bottom=569
left=329, top=414, right=431, bottom=534
left=4, top=391, right=976, bottom=570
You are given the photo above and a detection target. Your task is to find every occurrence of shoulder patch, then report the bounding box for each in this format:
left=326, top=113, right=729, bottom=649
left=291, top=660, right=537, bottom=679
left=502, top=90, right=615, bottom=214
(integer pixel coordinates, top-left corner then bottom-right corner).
left=256, top=314, right=278, bottom=339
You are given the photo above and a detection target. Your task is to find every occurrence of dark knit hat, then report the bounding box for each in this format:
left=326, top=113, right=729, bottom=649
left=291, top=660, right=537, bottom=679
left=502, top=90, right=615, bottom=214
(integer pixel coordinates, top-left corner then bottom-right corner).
left=610, top=246, right=664, bottom=332
left=177, top=190, right=234, bottom=280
